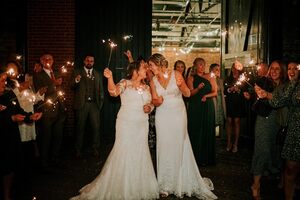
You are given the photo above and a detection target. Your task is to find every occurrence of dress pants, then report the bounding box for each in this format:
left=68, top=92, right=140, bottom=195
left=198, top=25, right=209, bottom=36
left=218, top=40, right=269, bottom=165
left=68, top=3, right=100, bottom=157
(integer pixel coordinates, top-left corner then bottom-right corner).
left=75, top=101, right=100, bottom=154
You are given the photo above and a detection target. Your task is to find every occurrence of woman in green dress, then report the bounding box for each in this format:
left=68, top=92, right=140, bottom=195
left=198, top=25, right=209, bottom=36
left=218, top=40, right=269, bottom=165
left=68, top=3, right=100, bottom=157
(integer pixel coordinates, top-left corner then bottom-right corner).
left=187, top=58, right=217, bottom=166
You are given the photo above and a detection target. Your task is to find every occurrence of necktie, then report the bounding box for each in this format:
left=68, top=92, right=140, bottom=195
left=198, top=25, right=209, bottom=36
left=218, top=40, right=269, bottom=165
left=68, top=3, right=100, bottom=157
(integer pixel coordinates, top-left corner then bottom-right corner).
left=50, top=70, right=55, bottom=81
left=87, top=69, right=91, bottom=77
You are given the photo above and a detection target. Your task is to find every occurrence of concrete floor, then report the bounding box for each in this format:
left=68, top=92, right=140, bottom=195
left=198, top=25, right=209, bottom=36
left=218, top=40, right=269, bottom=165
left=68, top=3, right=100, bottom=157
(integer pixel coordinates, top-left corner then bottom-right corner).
left=29, top=137, right=296, bottom=200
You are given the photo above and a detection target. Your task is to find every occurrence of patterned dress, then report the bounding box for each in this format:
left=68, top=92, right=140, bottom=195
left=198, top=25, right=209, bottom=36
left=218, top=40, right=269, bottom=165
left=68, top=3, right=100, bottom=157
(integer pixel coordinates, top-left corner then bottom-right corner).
left=251, top=81, right=282, bottom=175
left=269, top=80, right=300, bottom=161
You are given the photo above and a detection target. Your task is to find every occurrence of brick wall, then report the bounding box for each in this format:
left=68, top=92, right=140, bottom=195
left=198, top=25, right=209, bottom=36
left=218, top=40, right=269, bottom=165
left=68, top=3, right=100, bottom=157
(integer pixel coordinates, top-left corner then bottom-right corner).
left=27, top=0, right=76, bottom=135
left=152, top=47, right=221, bottom=73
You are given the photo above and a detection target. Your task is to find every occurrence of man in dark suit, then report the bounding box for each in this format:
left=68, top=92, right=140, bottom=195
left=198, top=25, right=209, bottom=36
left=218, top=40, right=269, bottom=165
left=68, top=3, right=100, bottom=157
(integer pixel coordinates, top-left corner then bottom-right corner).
left=33, top=53, right=66, bottom=170
left=71, top=54, right=104, bottom=158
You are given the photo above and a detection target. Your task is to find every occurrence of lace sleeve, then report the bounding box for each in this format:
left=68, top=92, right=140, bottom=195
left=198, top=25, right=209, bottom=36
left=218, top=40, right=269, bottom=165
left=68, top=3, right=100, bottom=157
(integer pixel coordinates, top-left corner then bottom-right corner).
left=117, top=79, right=127, bottom=94
left=108, top=79, right=127, bottom=97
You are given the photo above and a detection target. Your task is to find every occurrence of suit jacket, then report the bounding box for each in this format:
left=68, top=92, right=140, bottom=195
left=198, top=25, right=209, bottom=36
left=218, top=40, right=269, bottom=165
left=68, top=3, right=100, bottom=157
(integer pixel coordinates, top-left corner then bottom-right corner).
left=71, top=67, right=104, bottom=110
left=33, top=69, right=66, bottom=115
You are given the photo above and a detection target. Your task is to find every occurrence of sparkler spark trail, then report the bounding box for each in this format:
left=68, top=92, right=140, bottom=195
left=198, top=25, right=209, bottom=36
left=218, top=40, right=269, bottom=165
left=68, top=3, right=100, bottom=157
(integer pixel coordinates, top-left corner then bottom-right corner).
left=107, top=41, right=117, bottom=68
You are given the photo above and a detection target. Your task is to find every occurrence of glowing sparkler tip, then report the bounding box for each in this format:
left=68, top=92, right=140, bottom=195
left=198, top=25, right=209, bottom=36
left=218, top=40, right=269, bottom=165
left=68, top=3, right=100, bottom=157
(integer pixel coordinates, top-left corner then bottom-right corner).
left=123, top=35, right=133, bottom=40
left=110, top=42, right=117, bottom=48
left=16, top=55, right=22, bottom=60
left=57, top=91, right=64, bottom=96
left=7, top=68, right=16, bottom=76
left=47, top=99, right=53, bottom=104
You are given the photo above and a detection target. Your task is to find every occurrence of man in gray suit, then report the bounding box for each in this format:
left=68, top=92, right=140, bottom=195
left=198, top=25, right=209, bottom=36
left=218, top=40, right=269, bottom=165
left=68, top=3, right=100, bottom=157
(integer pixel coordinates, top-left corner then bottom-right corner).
left=71, top=54, right=104, bottom=158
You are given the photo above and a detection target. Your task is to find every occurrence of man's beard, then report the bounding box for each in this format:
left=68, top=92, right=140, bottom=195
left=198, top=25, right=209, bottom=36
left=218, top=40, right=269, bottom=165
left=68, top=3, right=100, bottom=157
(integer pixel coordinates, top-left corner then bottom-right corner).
left=86, top=64, right=93, bottom=69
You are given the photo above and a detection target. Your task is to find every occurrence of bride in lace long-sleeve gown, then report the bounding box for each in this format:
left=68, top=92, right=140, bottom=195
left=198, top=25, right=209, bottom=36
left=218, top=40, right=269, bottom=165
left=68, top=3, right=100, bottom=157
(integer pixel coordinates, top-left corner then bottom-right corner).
left=148, top=53, right=217, bottom=200
left=70, top=62, right=159, bottom=200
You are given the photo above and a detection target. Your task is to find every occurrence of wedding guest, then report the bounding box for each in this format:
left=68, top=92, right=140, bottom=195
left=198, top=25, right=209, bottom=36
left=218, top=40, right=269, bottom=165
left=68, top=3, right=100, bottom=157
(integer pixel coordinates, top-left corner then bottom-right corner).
left=13, top=73, right=46, bottom=198
left=0, top=70, right=42, bottom=200
left=209, top=63, right=226, bottom=138
left=71, top=54, right=104, bottom=158
left=251, top=60, right=287, bottom=199
left=33, top=53, right=66, bottom=171
left=224, top=63, right=246, bottom=152
left=174, top=60, right=186, bottom=78
left=187, top=58, right=217, bottom=166
left=256, top=61, right=300, bottom=200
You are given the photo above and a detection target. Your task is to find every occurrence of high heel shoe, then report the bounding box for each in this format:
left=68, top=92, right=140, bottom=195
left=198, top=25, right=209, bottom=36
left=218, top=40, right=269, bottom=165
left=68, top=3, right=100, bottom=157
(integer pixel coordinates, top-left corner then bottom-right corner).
left=232, top=145, right=238, bottom=153
left=226, top=143, right=232, bottom=151
left=251, top=185, right=260, bottom=200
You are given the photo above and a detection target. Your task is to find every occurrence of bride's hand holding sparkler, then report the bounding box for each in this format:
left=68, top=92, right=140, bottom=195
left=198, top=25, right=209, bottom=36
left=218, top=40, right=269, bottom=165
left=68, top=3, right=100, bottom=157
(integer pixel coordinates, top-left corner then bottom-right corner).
left=104, top=68, right=113, bottom=79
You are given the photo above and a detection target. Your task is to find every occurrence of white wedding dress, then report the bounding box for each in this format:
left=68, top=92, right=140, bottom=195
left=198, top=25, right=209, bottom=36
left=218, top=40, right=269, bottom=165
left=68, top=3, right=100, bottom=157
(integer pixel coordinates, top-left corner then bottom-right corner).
left=153, top=71, right=217, bottom=199
left=70, top=80, right=159, bottom=200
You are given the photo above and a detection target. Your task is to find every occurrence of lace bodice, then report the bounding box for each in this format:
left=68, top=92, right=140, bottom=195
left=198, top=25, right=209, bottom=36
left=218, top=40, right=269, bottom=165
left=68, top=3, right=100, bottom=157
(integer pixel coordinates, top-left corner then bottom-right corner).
left=117, top=79, right=151, bottom=122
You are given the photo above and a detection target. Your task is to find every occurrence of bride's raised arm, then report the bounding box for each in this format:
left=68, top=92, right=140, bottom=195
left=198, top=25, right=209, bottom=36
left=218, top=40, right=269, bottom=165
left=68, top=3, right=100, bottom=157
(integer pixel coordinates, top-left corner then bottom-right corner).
left=175, top=70, right=190, bottom=97
left=103, top=68, right=126, bottom=97
left=148, top=79, right=163, bottom=107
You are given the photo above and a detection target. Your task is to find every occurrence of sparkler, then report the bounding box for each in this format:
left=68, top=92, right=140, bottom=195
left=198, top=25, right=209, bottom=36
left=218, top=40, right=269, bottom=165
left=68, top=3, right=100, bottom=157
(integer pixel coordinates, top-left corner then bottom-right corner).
left=123, top=35, right=133, bottom=41
left=16, top=55, right=22, bottom=61
left=235, top=73, right=253, bottom=88
left=107, top=40, right=117, bottom=68
left=7, top=68, right=16, bottom=77
left=60, top=61, right=73, bottom=74
left=37, top=90, right=65, bottom=110
left=102, top=39, right=117, bottom=68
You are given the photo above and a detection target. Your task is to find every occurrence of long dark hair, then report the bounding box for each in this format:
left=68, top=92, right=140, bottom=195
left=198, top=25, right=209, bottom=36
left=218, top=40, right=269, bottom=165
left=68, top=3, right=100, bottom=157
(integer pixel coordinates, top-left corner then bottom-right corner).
left=173, top=60, right=186, bottom=76
left=125, top=61, right=142, bottom=79
left=267, top=60, right=287, bottom=85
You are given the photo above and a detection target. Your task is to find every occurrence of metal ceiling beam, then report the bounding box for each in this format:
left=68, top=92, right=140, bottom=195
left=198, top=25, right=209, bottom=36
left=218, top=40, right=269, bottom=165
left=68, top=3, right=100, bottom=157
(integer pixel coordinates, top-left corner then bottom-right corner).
left=152, top=12, right=219, bottom=16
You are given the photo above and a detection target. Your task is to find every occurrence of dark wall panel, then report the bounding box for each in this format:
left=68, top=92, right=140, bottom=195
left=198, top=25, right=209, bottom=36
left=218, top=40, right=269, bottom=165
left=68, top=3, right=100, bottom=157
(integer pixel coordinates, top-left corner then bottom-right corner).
left=76, top=0, right=152, bottom=136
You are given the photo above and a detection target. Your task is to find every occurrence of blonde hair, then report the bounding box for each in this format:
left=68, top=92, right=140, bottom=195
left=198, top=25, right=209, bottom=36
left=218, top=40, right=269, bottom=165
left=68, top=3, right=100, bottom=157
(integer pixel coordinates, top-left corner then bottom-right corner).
left=148, top=53, right=168, bottom=68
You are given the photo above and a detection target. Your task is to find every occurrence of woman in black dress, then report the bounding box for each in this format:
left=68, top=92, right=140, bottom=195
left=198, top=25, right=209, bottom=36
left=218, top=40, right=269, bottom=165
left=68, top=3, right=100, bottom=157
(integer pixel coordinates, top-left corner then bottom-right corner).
left=224, top=63, right=246, bottom=153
